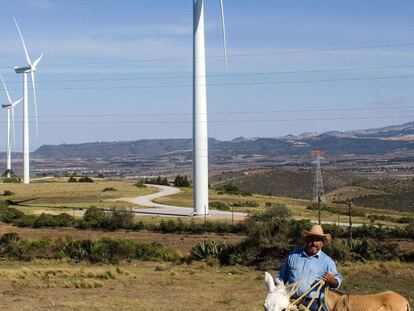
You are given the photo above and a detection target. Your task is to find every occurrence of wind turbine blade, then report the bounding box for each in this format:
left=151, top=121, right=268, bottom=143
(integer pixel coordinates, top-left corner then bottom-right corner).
left=0, top=74, right=12, bottom=103
left=30, top=71, right=39, bottom=137
left=11, top=106, right=16, bottom=148
left=14, top=17, right=32, bottom=65
left=219, top=0, right=228, bottom=76
left=32, top=53, right=44, bottom=69
left=12, top=98, right=23, bottom=108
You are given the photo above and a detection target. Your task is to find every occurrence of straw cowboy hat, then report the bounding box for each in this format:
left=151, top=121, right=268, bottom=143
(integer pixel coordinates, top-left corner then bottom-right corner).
left=302, top=224, right=332, bottom=242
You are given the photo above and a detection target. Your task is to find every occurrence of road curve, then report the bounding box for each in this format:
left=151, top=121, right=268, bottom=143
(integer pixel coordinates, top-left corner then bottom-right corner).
left=117, top=184, right=247, bottom=218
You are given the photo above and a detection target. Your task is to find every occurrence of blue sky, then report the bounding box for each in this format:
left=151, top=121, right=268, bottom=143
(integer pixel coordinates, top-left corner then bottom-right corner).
left=1, top=0, right=414, bottom=150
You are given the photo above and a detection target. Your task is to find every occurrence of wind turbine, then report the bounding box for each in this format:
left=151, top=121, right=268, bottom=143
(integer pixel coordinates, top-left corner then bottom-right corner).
left=0, top=75, right=22, bottom=178
left=192, top=0, right=228, bottom=215
left=13, top=18, right=43, bottom=184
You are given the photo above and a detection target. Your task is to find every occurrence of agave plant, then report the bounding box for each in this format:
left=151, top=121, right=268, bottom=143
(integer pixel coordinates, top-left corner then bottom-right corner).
left=190, top=240, right=225, bottom=260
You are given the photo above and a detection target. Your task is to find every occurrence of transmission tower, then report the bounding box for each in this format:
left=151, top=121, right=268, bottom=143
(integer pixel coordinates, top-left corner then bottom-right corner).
left=311, top=150, right=325, bottom=224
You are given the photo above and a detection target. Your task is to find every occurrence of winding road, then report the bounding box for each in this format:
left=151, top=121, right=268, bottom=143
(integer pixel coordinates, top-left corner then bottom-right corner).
left=117, top=185, right=247, bottom=218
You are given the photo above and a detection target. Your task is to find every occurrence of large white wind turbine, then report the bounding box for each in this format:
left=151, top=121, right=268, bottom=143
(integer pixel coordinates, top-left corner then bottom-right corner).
left=13, top=18, right=43, bottom=184
left=193, top=0, right=228, bottom=215
left=0, top=75, right=22, bottom=178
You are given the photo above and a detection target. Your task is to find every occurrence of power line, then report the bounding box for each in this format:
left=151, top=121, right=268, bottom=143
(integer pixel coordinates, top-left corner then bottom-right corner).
left=3, top=41, right=414, bottom=68
left=3, top=64, right=414, bottom=84
left=2, top=105, right=413, bottom=119
left=4, top=73, right=414, bottom=91
left=6, top=114, right=414, bottom=125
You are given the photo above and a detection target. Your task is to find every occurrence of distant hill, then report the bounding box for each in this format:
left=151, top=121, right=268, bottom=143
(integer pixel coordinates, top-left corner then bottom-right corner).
left=211, top=169, right=364, bottom=199
left=32, top=120, right=414, bottom=160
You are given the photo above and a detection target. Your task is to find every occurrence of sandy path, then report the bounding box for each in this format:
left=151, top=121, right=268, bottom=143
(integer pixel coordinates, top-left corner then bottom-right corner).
left=116, top=184, right=247, bottom=218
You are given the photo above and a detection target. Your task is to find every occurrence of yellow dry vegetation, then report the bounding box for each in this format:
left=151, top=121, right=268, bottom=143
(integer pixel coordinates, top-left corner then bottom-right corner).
left=153, top=187, right=413, bottom=224
left=0, top=178, right=156, bottom=209
left=0, top=260, right=412, bottom=310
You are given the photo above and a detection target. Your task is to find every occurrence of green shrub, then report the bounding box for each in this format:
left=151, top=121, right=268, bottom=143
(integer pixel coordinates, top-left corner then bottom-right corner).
left=68, top=176, right=77, bottom=182
left=190, top=240, right=225, bottom=260
left=2, top=190, right=14, bottom=196
left=33, top=213, right=76, bottom=228
left=144, top=176, right=169, bottom=186
left=78, top=175, right=93, bottom=183
left=218, top=183, right=251, bottom=196
left=251, top=204, right=292, bottom=221
left=306, top=203, right=366, bottom=217
left=173, top=175, right=190, bottom=187
left=134, top=180, right=146, bottom=188
left=102, top=187, right=116, bottom=192
left=109, top=208, right=134, bottom=230
left=210, top=201, right=230, bottom=211
left=232, top=201, right=259, bottom=207
left=0, top=206, right=25, bottom=223
left=3, top=177, right=20, bottom=183
left=81, top=207, right=108, bottom=229
left=14, top=215, right=37, bottom=227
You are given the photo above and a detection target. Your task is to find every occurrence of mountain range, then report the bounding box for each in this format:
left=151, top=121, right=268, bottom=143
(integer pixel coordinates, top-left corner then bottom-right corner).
left=32, top=121, right=414, bottom=160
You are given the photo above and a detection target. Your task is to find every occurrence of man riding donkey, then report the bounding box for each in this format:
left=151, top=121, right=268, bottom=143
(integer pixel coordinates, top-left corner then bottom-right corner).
left=268, top=224, right=411, bottom=311
left=277, top=224, right=341, bottom=311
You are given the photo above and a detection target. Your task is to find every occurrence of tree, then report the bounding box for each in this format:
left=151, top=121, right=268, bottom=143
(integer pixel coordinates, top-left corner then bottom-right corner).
left=2, top=169, right=15, bottom=178
left=174, top=175, right=190, bottom=187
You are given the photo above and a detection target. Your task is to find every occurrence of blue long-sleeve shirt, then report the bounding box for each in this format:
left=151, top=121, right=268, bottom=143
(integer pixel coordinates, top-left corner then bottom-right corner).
left=278, top=248, right=342, bottom=299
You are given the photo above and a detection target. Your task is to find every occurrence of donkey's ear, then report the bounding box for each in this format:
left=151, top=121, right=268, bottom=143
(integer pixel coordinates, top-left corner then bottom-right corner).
left=285, top=280, right=301, bottom=298
left=275, top=277, right=284, bottom=288
left=264, top=272, right=276, bottom=292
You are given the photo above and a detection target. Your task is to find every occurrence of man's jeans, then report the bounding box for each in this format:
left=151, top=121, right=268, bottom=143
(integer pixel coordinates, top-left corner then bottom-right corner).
left=300, top=298, right=328, bottom=311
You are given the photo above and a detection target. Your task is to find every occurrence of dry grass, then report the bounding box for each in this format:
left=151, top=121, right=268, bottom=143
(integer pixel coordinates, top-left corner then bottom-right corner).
left=0, top=178, right=156, bottom=208
left=153, top=187, right=414, bottom=224
left=0, top=260, right=411, bottom=310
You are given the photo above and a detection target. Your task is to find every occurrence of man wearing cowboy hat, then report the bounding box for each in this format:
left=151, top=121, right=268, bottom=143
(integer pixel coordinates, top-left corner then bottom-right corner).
left=277, top=224, right=342, bottom=311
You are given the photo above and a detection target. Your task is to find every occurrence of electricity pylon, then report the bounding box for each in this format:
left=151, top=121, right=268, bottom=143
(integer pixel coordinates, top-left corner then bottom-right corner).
left=311, top=150, right=325, bottom=224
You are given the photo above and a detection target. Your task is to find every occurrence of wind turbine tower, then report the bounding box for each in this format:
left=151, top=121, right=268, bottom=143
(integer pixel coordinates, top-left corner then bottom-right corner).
left=13, top=18, right=43, bottom=184
left=192, top=0, right=227, bottom=215
left=0, top=75, right=22, bottom=178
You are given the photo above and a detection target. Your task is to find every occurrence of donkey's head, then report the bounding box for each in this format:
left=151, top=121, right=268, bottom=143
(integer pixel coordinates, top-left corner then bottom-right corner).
left=263, top=272, right=300, bottom=311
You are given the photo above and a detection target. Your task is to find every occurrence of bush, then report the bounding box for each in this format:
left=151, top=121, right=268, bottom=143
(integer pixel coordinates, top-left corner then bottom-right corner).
left=190, top=240, right=225, bottom=260
left=2, top=190, right=14, bottom=196
left=173, top=175, right=190, bottom=187
left=109, top=208, right=134, bottom=230
left=78, top=175, right=93, bottom=183
left=3, top=177, right=20, bottom=183
left=218, top=183, right=251, bottom=196
left=82, top=207, right=108, bottom=229
left=134, top=180, right=146, bottom=188
left=251, top=204, right=292, bottom=221
left=232, top=201, right=259, bottom=207
left=144, top=176, right=169, bottom=186
left=68, top=176, right=77, bottom=182
left=33, top=213, right=76, bottom=228
left=14, top=215, right=37, bottom=227
left=306, top=203, right=366, bottom=217
left=102, top=187, right=116, bottom=192
left=209, top=201, right=230, bottom=211
left=0, top=206, right=25, bottom=223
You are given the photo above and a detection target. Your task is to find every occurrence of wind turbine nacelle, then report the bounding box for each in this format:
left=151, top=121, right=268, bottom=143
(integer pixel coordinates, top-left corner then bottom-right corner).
left=2, top=104, right=12, bottom=109
left=14, top=66, right=32, bottom=73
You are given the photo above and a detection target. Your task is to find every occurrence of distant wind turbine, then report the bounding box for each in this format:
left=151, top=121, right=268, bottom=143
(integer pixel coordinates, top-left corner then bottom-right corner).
left=193, top=0, right=228, bottom=215
left=13, top=17, right=44, bottom=184
left=0, top=74, right=22, bottom=178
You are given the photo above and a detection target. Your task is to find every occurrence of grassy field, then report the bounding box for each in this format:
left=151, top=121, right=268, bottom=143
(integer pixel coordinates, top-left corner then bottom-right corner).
left=154, top=187, right=414, bottom=225
left=0, top=260, right=411, bottom=311
left=0, top=178, right=156, bottom=210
